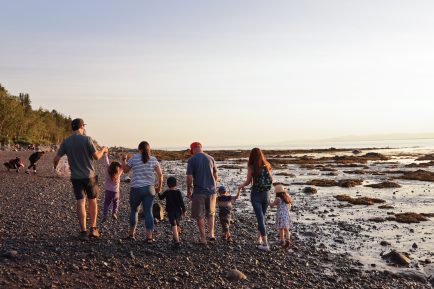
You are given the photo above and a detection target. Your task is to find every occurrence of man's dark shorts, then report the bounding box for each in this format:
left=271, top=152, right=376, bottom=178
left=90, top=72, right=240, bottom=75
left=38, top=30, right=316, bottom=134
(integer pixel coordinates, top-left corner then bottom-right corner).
left=71, top=176, right=99, bottom=200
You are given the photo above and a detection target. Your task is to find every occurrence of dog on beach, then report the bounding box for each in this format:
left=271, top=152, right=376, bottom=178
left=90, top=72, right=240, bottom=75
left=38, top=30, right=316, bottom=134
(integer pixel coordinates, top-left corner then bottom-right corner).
left=4, top=157, right=25, bottom=172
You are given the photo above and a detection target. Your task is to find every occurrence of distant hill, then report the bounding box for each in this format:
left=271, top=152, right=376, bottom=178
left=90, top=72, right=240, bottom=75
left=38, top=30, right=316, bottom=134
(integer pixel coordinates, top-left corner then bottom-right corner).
left=0, top=83, right=71, bottom=145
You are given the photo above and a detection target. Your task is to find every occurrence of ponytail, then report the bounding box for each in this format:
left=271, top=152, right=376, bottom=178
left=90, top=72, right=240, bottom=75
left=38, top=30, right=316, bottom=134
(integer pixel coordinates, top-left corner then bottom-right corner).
left=138, top=141, right=151, bottom=164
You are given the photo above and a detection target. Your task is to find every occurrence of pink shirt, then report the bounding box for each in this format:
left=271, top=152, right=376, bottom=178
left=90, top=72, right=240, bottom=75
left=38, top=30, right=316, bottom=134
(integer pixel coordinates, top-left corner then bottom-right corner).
left=103, top=153, right=122, bottom=193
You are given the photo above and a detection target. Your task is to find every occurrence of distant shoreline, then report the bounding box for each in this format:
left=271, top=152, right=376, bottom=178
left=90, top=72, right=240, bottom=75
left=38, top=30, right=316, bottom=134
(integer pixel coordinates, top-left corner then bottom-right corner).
left=112, top=137, right=434, bottom=152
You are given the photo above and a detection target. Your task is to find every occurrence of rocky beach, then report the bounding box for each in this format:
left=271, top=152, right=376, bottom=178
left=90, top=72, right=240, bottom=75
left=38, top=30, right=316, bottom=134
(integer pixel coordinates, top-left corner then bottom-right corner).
left=1, top=147, right=434, bottom=288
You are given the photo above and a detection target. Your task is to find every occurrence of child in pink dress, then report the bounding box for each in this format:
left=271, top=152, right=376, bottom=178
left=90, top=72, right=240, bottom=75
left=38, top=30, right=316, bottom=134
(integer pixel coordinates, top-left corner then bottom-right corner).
left=102, top=152, right=123, bottom=222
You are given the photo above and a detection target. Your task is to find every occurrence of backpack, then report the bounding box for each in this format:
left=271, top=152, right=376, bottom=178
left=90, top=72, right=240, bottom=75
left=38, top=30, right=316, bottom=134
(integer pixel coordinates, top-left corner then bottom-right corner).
left=253, top=167, right=273, bottom=192
left=152, top=202, right=165, bottom=221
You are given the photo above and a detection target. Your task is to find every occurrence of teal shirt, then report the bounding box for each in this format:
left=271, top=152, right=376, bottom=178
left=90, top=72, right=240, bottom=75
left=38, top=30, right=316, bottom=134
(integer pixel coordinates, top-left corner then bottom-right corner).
left=57, top=133, right=97, bottom=179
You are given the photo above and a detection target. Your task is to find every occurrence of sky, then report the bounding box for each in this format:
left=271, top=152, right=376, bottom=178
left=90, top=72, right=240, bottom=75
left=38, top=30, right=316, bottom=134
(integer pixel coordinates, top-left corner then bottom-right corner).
left=1, top=0, right=434, bottom=149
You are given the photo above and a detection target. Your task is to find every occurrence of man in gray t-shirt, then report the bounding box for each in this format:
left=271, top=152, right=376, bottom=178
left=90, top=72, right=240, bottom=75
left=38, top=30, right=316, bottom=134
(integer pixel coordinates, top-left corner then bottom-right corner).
left=186, top=142, right=218, bottom=245
left=53, top=118, right=108, bottom=240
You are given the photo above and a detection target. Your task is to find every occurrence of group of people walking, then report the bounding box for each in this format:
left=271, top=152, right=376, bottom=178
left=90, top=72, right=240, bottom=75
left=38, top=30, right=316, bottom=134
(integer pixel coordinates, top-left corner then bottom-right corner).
left=52, top=118, right=293, bottom=251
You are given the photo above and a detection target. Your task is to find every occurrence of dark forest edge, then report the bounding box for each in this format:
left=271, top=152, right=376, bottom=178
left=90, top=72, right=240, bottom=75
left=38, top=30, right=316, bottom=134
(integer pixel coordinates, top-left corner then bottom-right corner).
left=0, top=83, right=71, bottom=145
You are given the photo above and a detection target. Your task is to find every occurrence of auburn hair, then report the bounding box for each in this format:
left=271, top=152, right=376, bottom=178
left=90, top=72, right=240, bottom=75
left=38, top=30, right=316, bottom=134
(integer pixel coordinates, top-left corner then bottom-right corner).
left=248, top=147, right=271, bottom=178
left=277, top=192, right=292, bottom=204
left=108, top=161, right=122, bottom=183
left=138, top=141, right=151, bottom=164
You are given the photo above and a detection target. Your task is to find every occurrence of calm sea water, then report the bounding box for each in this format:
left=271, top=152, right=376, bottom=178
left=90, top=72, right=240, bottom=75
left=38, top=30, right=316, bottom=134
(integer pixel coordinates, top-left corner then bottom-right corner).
left=159, top=138, right=434, bottom=151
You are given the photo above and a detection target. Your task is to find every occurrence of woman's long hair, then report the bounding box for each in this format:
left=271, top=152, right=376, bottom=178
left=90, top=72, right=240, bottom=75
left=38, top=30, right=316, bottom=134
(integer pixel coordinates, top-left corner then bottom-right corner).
left=138, top=141, right=151, bottom=164
left=277, top=192, right=292, bottom=204
left=108, top=161, right=122, bottom=183
left=248, top=147, right=271, bottom=178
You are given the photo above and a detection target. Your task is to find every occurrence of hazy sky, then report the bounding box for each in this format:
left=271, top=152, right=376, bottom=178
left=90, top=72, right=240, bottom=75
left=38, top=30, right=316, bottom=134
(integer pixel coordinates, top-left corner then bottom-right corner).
left=1, top=0, right=434, bottom=148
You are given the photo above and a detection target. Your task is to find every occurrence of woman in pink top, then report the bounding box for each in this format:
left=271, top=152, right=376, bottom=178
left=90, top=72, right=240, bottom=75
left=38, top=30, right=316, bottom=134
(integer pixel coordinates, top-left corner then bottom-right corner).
left=102, top=152, right=123, bottom=222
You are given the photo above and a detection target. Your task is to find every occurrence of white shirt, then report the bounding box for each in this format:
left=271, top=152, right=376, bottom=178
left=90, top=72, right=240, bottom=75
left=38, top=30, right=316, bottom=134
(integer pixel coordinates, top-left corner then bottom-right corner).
left=127, top=154, right=159, bottom=188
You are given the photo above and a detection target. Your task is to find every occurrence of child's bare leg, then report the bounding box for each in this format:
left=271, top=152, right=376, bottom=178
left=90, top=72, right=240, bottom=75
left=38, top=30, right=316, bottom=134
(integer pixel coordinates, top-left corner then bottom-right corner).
left=177, top=225, right=181, bottom=235
left=279, top=228, right=285, bottom=243
left=284, top=228, right=291, bottom=248
left=172, top=226, right=180, bottom=243
left=284, top=228, right=291, bottom=240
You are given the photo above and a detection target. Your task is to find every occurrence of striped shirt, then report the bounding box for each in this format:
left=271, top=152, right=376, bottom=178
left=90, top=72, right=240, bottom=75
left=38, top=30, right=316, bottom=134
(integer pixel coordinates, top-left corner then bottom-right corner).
left=127, top=154, right=160, bottom=188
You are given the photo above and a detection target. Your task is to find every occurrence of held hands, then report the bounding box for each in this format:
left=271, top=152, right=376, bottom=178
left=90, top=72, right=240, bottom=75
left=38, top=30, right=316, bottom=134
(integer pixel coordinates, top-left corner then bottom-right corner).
left=155, top=185, right=161, bottom=194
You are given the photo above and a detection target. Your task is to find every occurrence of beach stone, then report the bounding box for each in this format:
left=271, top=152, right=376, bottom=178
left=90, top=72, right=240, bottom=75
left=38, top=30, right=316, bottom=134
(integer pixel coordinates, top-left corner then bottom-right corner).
left=398, top=271, right=427, bottom=283
left=3, top=250, right=18, bottom=259
left=381, top=250, right=410, bottom=266
left=303, top=187, right=317, bottom=194
left=380, top=241, right=391, bottom=246
left=226, top=269, right=247, bottom=281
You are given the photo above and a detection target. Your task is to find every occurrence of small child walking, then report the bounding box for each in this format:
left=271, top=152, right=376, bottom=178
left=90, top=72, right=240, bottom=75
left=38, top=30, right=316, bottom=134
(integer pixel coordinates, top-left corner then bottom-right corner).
left=158, top=177, right=186, bottom=247
left=102, top=152, right=123, bottom=222
left=217, top=185, right=240, bottom=242
left=270, top=184, right=293, bottom=248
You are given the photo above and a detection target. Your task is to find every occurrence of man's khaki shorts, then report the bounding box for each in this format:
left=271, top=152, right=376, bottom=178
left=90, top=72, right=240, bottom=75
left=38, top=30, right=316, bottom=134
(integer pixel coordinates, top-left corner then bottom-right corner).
left=191, top=194, right=216, bottom=219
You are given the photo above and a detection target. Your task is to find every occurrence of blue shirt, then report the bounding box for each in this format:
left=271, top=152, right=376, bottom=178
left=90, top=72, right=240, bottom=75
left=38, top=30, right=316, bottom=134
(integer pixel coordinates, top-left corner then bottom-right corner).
left=186, top=152, right=217, bottom=195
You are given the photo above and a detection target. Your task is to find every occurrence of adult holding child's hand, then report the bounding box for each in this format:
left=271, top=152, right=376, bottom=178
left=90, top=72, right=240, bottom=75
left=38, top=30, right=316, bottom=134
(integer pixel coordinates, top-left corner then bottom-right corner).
left=238, top=148, right=273, bottom=251
left=53, top=118, right=108, bottom=240
left=122, top=141, right=163, bottom=242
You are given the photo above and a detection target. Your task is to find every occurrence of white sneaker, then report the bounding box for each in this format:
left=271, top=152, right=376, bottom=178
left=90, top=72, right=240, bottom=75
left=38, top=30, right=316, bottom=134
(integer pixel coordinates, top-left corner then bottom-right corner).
left=257, top=244, right=270, bottom=251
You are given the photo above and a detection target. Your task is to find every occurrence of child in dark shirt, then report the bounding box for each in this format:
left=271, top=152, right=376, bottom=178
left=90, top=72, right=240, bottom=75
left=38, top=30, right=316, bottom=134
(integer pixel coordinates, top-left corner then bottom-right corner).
left=217, top=185, right=240, bottom=242
left=26, top=151, right=45, bottom=174
left=158, top=177, right=186, bottom=246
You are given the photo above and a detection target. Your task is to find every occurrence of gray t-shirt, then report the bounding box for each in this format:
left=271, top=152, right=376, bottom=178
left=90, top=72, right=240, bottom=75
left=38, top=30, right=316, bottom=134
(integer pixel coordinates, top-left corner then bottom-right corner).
left=186, top=152, right=217, bottom=195
left=57, top=133, right=97, bottom=179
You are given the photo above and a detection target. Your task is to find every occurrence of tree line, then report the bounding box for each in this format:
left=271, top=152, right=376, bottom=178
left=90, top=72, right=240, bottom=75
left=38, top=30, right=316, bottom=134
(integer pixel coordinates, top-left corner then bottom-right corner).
left=0, top=83, right=71, bottom=145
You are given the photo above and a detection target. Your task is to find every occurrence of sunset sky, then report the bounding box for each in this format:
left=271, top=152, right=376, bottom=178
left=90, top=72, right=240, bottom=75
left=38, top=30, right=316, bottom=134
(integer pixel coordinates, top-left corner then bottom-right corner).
left=1, top=0, right=434, bottom=149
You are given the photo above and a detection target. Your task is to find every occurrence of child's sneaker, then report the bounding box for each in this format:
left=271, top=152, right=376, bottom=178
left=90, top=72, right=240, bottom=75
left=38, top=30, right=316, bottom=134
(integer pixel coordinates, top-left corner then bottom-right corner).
left=79, top=231, right=89, bottom=241
left=257, top=244, right=270, bottom=251
left=112, top=213, right=118, bottom=220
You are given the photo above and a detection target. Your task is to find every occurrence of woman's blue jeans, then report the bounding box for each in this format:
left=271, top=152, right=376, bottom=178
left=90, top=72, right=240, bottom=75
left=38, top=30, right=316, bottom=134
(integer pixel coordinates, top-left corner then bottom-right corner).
left=250, top=190, right=270, bottom=237
left=129, top=185, right=155, bottom=230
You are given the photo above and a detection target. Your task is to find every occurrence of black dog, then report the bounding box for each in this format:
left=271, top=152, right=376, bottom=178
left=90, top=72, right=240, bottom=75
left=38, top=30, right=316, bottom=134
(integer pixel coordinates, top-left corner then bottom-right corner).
left=4, top=157, right=25, bottom=172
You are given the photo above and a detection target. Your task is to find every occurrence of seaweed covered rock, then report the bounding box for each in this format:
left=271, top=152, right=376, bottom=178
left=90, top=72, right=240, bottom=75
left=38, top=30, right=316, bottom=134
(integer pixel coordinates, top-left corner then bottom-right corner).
left=306, top=179, right=337, bottom=187
left=416, top=154, right=434, bottom=161
left=337, top=179, right=363, bottom=188
left=365, top=181, right=401, bottom=188
left=399, top=170, right=434, bottom=182
left=303, top=187, right=318, bottom=194
left=334, top=195, right=386, bottom=205
left=391, top=212, right=430, bottom=223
